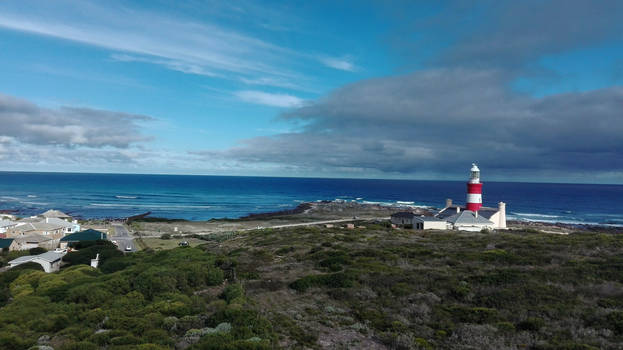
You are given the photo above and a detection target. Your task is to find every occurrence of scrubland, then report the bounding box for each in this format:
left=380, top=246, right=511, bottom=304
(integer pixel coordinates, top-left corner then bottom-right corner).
left=1, top=224, right=623, bottom=349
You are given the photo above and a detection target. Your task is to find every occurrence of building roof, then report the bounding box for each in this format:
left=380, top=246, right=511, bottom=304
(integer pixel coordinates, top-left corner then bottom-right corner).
left=436, top=206, right=464, bottom=219
left=413, top=216, right=445, bottom=222
left=60, top=229, right=106, bottom=242
left=42, top=217, right=74, bottom=228
left=391, top=211, right=418, bottom=218
left=0, top=238, right=14, bottom=249
left=14, top=235, right=52, bottom=244
left=40, top=209, right=71, bottom=219
left=445, top=210, right=494, bottom=226
left=0, top=220, right=17, bottom=228
left=11, top=222, right=66, bottom=234
left=9, top=251, right=64, bottom=264
left=477, top=207, right=499, bottom=220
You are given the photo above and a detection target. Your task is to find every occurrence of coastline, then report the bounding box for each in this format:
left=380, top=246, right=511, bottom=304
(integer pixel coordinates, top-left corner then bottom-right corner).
left=111, top=201, right=623, bottom=239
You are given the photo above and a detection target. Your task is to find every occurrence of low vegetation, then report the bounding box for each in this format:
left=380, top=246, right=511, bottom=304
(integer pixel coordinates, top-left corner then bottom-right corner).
left=1, top=224, right=623, bottom=349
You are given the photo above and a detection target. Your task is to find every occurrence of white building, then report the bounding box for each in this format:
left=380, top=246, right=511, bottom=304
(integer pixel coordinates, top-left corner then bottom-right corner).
left=0, top=220, right=18, bottom=236
left=8, top=251, right=66, bottom=273
left=390, top=212, right=448, bottom=230
left=436, top=199, right=507, bottom=230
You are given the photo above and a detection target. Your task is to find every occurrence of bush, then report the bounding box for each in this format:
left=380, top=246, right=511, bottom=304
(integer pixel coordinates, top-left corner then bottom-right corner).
left=517, top=317, right=545, bottom=331
left=222, top=283, right=244, bottom=304
left=289, top=272, right=355, bottom=292
left=160, top=234, right=171, bottom=240
left=28, top=247, right=47, bottom=255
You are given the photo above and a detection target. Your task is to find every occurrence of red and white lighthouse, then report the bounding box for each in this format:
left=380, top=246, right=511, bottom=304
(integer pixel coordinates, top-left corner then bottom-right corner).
left=466, top=163, right=482, bottom=212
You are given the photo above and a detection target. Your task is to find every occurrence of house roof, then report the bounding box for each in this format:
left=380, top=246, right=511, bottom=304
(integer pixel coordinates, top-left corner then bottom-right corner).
left=14, top=235, right=52, bottom=244
left=445, top=210, right=494, bottom=226
left=391, top=211, right=417, bottom=218
left=436, top=206, right=464, bottom=219
left=40, top=209, right=71, bottom=219
left=42, top=218, right=74, bottom=228
left=0, top=220, right=17, bottom=228
left=477, top=207, right=499, bottom=220
left=60, top=229, right=106, bottom=242
left=413, top=216, right=445, bottom=222
left=9, top=251, right=64, bottom=264
left=11, top=222, right=66, bottom=233
left=0, top=238, right=14, bottom=249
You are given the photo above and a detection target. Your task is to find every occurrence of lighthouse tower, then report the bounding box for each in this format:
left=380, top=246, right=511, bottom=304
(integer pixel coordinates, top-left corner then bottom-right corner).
left=466, top=163, right=483, bottom=212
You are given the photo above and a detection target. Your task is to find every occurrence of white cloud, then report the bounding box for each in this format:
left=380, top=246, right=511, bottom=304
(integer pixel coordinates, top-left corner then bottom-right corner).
left=0, top=93, right=152, bottom=148
left=0, top=0, right=347, bottom=91
left=319, top=56, right=356, bottom=72
left=234, top=90, right=304, bottom=108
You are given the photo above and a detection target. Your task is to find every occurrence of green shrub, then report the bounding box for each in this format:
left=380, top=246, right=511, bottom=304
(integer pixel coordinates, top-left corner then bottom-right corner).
left=517, top=317, right=545, bottom=331
left=160, top=233, right=171, bottom=240
left=59, top=341, right=98, bottom=350
left=28, top=247, right=47, bottom=255
left=222, top=283, right=244, bottom=304
left=289, top=272, right=355, bottom=292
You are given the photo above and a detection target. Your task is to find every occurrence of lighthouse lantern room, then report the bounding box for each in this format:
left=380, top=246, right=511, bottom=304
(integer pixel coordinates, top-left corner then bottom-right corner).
left=466, top=163, right=483, bottom=212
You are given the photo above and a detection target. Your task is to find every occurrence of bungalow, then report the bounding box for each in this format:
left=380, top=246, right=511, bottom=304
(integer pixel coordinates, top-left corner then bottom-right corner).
left=390, top=212, right=447, bottom=230
left=0, top=238, right=17, bottom=252
left=59, top=229, right=107, bottom=249
left=444, top=210, right=495, bottom=232
left=41, top=217, right=81, bottom=234
left=12, top=235, right=54, bottom=251
left=39, top=209, right=72, bottom=220
left=0, top=219, right=17, bottom=237
left=7, top=222, right=66, bottom=240
left=9, top=251, right=66, bottom=273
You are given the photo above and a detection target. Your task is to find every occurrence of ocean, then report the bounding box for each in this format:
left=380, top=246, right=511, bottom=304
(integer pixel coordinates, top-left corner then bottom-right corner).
left=0, top=172, right=621, bottom=226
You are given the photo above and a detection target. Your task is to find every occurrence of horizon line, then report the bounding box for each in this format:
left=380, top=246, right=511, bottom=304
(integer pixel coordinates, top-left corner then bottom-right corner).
left=0, top=170, right=620, bottom=187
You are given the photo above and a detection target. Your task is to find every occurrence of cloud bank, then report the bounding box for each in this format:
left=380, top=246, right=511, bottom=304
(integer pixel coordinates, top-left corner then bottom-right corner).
left=202, top=0, right=623, bottom=181
left=206, top=68, right=623, bottom=179
left=0, top=93, right=151, bottom=148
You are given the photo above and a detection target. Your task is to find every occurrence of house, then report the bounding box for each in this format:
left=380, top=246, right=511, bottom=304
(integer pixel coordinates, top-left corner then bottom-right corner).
left=0, top=238, right=17, bottom=252
left=7, top=222, right=66, bottom=240
left=39, top=209, right=72, bottom=220
left=436, top=199, right=507, bottom=229
left=391, top=212, right=447, bottom=230
left=443, top=210, right=495, bottom=232
left=8, top=251, right=66, bottom=273
left=41, top=217, right=81, bottom=234
left=12, top=235, right=54, bottom=251
left=59, top=229, right=107, bottom=248
left=0, top=220, right=18, bottom=237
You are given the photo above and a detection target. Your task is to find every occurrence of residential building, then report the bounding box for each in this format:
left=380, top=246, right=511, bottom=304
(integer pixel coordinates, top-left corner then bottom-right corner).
left=0, top=238, right=17, bottom=252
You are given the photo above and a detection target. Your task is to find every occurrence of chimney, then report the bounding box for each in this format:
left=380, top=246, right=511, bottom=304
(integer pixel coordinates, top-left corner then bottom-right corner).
left=46, top=218, right=49, bottom=223
left=445, top=198, right=453, bottom=208
left=498, top=202, right=507, bottom=229
left=456, top=206, right=460, bottom=213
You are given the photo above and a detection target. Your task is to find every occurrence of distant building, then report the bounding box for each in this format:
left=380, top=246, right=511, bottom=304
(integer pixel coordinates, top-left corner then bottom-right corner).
left=12, top=235, right=54, bottom=251
left=391, top=164, right=507, bottom=231
left=39, top=209, right=72, bottom=220
left=8, top=251, right=66, bottom=273
left=390, top=212, right=447, bottom=230
left=0, top=238, right=17, bottom=252
left=59, top=229, right=107, bottom=249
left=0, top=220, right=18, bottom=237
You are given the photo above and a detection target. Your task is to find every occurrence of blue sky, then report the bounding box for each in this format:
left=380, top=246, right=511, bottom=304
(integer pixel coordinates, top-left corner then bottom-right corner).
left=0, top=0, right=622, bottom=183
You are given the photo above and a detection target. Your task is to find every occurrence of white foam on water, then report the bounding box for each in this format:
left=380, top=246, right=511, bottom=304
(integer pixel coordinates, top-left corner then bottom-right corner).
left=90, top=203, right=212, bottom=209
left=513, top=213, right=560, bottom=218
left=115, top=195, right=138, bottom=199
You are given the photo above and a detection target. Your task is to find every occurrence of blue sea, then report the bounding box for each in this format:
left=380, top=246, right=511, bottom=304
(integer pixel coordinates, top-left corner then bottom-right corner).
left=0, top=172, right=621, bottom=226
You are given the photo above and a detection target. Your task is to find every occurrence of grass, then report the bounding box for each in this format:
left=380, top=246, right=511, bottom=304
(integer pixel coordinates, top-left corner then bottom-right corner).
left=3, top=224, right=623, bottom=349
left=141, top=237, right=207, bottom=250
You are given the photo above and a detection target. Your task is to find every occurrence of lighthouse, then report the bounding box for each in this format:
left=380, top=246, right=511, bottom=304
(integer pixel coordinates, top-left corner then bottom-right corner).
left=466, top=163, right=482, bottom=212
